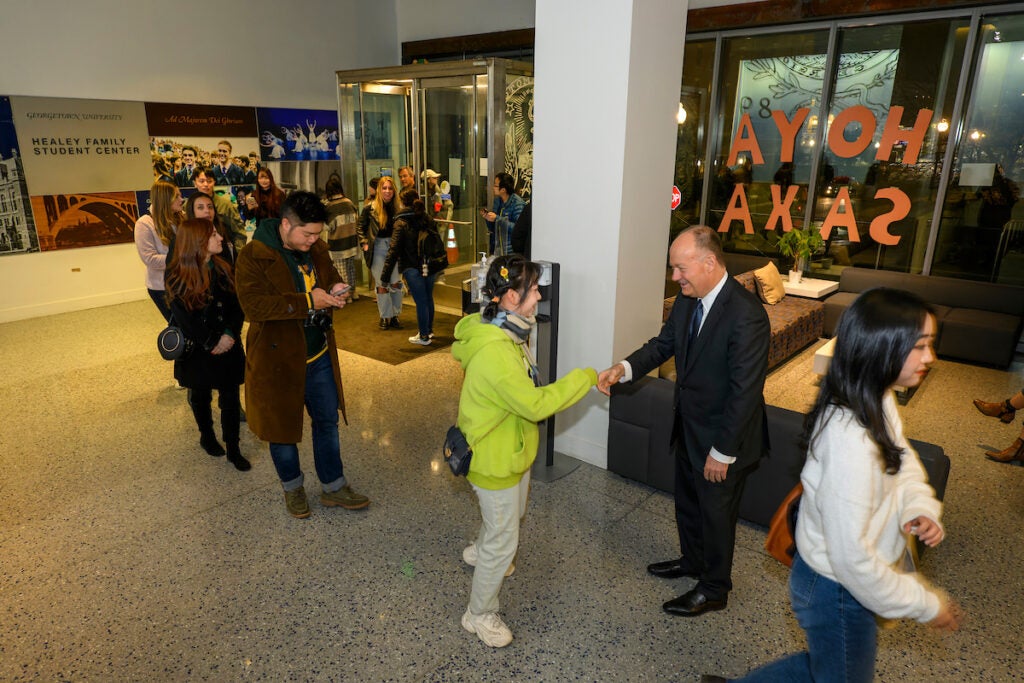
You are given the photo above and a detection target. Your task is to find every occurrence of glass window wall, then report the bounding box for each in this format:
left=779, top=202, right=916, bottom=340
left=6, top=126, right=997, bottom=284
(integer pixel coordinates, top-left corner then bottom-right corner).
left=934, top=13, right=1024, bottom=284
left=679, top=5, right=1023, bottom=282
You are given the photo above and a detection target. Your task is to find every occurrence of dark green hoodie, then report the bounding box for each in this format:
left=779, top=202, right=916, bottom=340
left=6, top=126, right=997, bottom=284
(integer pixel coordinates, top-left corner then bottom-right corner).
left=252, top=218, right=326, bottom=358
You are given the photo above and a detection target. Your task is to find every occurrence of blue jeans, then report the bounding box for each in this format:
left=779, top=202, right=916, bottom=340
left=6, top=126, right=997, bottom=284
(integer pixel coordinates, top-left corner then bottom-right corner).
left=268, top=353, right=346, bottom=494
left=371, top=237, right=403, bottom=319
left=402, top=267, right=436, bottom=338
left=738, top=553, right=877, bottom=683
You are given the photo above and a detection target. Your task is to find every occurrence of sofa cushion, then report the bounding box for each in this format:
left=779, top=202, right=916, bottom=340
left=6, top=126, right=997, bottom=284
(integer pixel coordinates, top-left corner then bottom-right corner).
left=823, top=291, right=860, bottom=336
left=938, top=308, right=1021, bottom=367
left=766, top=297, right=824, bottom=369
left=733, top=271, right=758, bottom=296
left=753, top=262, right=786, bottom=304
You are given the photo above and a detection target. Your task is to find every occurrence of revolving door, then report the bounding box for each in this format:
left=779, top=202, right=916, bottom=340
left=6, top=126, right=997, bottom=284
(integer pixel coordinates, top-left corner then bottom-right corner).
left=336, top=59, right=534, bottom=309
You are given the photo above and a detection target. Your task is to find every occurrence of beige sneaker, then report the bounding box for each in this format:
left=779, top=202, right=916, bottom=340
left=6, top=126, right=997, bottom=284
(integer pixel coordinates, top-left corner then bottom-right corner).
left=284, top=487, right=311, bottom=519
left=462, top=543, right=515, bottom=577
left=461, top=609, right=513, bottom=648
left=320, top=485, right=370, bottom=510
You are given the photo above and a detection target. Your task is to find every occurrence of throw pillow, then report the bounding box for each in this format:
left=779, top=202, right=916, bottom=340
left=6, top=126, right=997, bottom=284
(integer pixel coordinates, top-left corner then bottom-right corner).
left=753, top=262, right=786, bottom=305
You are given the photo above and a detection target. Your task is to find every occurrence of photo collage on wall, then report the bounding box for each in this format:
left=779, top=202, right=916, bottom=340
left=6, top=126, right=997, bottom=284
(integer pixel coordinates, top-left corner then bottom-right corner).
left=0, top=95, right=340, bottom=255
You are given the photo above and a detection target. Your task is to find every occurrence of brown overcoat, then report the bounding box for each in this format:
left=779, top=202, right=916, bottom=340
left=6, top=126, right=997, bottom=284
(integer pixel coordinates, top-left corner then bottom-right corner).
left=235, top=226, right=346, bottom=443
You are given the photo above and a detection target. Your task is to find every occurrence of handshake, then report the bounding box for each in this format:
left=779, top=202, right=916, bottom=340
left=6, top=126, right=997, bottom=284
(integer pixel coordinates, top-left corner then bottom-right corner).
left=596, top=363, right=626, bottom=396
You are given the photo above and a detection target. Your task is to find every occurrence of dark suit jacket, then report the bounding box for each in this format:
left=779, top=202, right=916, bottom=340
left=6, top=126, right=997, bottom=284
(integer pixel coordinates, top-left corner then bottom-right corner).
left=212, top=164, right=245, bottom=186
left=625, top=275, right=770, bottom=473
left=174, top=166, right=197, bottom=188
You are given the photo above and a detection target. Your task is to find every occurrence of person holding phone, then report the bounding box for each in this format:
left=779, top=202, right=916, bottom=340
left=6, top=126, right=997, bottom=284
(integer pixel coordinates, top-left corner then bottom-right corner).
left=483, top=173, right=524, bottom=256
left=236, top=191, right=367, bottom=519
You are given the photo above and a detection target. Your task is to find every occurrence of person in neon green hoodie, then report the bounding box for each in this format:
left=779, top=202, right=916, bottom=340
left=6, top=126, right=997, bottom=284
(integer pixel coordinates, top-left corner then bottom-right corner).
left=451, top=255, right=598, bottom=648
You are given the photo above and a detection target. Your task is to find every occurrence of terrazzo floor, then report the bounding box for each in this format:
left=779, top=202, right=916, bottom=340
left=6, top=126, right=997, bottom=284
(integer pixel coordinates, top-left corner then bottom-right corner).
left=0, top=300, right=1021, bottom=682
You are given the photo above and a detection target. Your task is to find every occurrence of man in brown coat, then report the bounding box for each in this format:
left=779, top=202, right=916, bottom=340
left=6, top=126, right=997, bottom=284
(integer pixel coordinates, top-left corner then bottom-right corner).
left=235, top=191, right=369, bottom=518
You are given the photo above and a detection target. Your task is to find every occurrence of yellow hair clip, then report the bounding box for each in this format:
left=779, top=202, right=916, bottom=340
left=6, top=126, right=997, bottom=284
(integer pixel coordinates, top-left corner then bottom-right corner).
left=491, top=296, right=500, bottom=303
left=499, top=266, right=509, bottom=280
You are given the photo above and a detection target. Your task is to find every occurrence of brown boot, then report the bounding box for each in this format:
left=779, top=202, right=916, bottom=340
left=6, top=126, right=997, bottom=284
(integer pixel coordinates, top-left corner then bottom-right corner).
left=973, top=398, right=1016, bottom=423
left=985, top=438, right=1024, bottom=464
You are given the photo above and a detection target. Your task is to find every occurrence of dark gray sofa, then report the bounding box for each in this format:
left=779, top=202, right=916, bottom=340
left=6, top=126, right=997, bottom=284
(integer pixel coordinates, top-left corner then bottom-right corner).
left=822, top=267, right=1024, bottom=368
left=607, top=376, right=951, bottom=534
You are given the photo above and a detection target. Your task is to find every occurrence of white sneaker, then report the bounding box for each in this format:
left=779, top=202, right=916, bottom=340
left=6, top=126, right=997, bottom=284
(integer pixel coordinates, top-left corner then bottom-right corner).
left=408, top=335, right=431, bottom=346
left=461, top=609, right=513, bottom=648
left=462, top=543, right=515, bottom=577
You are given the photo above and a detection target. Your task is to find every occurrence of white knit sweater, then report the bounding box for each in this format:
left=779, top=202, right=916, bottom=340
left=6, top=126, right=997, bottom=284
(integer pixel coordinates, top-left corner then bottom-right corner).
left=795, top=392, right=944, bottom=623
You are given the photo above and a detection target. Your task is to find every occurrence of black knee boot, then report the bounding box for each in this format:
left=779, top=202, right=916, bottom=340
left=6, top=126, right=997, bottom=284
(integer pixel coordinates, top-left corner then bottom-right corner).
left=220, top=390, right=250, bottom=471
left=191, top=390, right=224, bottom=456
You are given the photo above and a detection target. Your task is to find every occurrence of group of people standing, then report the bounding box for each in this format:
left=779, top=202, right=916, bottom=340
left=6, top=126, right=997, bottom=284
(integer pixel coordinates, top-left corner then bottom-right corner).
left=132, top=176, right=368, bottom=497
left=356, top=172, right=448, bottom=345
left=134, top=167, right=958, bottom=670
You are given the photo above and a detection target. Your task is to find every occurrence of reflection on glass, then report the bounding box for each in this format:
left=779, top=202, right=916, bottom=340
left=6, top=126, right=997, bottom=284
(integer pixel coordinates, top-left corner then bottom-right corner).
left=672, top=40, right=714, bottom=252
left=935, top=14, right=1024, bottom=283
left=709, top=30, right=830, bottom=260
left=815, top=20, right=966, bottom=275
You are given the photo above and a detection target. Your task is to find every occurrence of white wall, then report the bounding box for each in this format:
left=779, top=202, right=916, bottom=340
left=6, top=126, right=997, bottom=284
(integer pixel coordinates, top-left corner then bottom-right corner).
left=0, top=0, right=401, bottom=322
left=533, top=0, right=686, bottom=468
left=396, top=0, right=536, bottom=43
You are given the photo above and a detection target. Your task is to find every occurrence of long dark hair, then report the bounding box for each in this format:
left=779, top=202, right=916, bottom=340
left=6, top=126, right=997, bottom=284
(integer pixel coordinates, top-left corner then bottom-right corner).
left=399, top=187, right=426, bottom=217
left=481, top=254, right=540, bottom=321
left=165, top=218, right=234, bottom=311
left=803, top=287, right=934, bottom=473
left=185, top=192, right=236, bottom=250
left=253, top=167, right=285, bottom=218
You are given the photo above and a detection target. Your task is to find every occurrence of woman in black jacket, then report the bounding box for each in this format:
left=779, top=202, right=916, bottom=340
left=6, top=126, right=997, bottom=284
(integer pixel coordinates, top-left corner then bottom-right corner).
left=165, top=218, right=250, bottom=471
left=381, top=188, right=445, bottom=345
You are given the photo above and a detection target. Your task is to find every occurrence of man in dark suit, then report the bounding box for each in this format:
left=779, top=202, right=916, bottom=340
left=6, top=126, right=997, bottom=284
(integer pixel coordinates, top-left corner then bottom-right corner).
left=174, top=146, right=199, bottom=187
left=211, top=140, right=245, bottom=186
left=599, top=226, right=770, bottom=616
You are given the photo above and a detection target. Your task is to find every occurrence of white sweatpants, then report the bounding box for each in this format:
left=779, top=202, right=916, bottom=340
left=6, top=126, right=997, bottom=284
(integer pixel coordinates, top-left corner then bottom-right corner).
left=468, top=471, right=530, bottom=615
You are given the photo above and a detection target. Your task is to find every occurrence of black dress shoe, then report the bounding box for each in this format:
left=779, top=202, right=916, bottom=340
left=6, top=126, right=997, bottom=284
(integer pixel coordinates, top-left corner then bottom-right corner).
left=378, top=317, right=389, bottom=330
left=647, top=558, right=699, bottom=579
left=389, top=316, right=402, bottom=329
left=663, top=588, right=727, bottom=616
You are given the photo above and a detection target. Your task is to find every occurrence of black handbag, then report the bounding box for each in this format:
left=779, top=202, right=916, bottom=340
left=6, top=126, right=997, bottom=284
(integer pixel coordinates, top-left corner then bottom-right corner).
left=442, top=415, right=510, bottom=477
left=443, top=426, right=473, bottom=476
left=157, top=317, right=193, bottom=361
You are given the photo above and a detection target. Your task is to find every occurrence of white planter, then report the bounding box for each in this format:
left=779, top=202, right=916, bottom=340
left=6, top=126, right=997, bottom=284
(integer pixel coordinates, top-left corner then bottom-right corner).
left=788, top=270, right=802, bottom=284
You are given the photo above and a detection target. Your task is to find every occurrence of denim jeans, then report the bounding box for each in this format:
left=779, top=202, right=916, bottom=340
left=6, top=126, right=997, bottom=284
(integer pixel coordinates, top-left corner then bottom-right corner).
left=268, top=353, right=346, bottom=494
left=402, top=267, right=436, bottom=338
left=371, top=237, right=403, bottom=319
left=738, top=553, right=877, bottom=683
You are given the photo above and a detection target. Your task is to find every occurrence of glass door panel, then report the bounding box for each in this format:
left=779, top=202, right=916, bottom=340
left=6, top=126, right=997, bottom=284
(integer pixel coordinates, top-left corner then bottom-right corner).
left=419, top=76, right=477, bottom=268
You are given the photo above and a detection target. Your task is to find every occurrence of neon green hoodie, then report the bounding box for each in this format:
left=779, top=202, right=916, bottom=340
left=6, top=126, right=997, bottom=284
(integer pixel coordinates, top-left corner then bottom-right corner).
left=451, top=313, right=598, bottom=490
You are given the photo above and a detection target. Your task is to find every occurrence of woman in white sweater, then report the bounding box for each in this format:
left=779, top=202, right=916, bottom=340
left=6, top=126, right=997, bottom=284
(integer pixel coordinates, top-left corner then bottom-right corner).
left=734, top=287, right=962, bottom=683
left=134, top=180, right=182, bottom=321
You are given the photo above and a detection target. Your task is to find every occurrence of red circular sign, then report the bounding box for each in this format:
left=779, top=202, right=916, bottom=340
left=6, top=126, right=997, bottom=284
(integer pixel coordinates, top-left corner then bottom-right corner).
left=671, top=185, right=682, bottom=210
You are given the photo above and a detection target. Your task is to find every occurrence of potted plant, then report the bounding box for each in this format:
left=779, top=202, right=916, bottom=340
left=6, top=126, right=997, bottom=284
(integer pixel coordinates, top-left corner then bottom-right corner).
left=776, top=227, right=824, bottom=284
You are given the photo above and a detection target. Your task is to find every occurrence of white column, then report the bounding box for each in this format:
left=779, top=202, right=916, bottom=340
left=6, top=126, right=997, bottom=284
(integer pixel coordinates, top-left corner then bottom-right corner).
left=532, top=0, right=687, bottom=467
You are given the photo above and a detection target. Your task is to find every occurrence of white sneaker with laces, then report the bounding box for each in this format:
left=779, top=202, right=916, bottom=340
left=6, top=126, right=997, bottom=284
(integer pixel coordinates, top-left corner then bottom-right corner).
left=461, top=609, right=513, bottom=648
left=408, top=335, right=431, bottom=346
left=462, top=543, right=515, bottom=577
